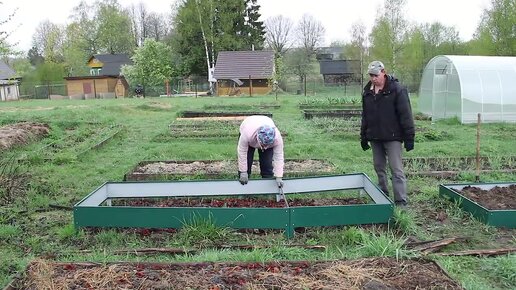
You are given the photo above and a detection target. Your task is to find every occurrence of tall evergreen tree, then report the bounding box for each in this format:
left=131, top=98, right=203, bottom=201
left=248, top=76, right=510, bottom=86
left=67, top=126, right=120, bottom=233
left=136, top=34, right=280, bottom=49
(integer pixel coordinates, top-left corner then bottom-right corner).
left=172, top=0, right=266, bottom=77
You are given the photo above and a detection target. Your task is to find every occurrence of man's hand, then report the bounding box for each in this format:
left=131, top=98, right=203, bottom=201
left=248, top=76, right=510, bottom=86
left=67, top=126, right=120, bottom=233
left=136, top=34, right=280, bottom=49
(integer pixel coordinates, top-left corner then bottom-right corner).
left=361, top=140, right=370, bottom=151
left=404, top=140, right=414, bottom=152
left=239, top=172, right=248, bottom=185
left=276, top=177, right=284, bottom=188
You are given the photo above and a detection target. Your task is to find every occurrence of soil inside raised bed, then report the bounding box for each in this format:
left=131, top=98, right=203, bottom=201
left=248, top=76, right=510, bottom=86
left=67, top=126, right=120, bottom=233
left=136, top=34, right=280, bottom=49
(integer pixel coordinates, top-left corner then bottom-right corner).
left=109, top=196, right=369, bottom=208
left=16, top=258, right=462, bottom=290
left=459, top=184, right=516, bottom=210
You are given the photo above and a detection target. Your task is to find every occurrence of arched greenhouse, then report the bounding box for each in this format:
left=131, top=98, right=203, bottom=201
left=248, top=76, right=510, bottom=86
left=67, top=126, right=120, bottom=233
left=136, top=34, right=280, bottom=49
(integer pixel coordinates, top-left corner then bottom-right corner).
left=419, top=55, right=516, bottom=124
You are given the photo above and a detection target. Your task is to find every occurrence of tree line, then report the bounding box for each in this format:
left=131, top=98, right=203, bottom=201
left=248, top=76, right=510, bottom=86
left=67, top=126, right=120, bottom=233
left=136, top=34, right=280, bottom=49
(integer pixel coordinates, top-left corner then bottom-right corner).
left=0, top=0, right=514, bottom=93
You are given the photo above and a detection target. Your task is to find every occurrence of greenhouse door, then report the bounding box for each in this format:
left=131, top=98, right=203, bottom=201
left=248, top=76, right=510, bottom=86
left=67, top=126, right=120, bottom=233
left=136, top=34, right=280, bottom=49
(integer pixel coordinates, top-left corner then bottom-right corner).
left=432, top=74, right=449, bottom=119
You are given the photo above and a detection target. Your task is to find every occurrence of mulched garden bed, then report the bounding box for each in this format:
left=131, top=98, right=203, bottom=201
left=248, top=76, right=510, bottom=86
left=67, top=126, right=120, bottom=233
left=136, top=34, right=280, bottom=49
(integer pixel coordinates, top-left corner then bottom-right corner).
left=11, top=258, right=462, bottom=290
left=459, top=185, right=516, bottom=210
left=179, top=111, right=273, bottom=118
left=110, top=196, right=368, bottom=208
left=124, top=159, right=336, bottom=180
left=0, top=122, right=50, bottom=150
left=303, top=109, right=362, bottom=119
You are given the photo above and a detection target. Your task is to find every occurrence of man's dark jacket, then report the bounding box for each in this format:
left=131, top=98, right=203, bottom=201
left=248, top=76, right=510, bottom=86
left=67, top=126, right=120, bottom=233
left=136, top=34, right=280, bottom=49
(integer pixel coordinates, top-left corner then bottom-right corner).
left=360, top=75, right=415, bottom=143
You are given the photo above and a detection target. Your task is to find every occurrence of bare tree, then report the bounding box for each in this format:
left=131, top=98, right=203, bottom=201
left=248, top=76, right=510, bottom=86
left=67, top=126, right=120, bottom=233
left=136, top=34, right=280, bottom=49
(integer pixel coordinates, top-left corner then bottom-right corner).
left=383, top=0, right=408, bottom=74
left=350, top=20, right=367, bottom=86
left=137, top=2, right=149, bottom=45
left=127, top=4, right=140, bottom=47
left=295, top=14, right=325, bottom=56
left=32, top=20, right=65, bottom=62
left=264, top=15, right=293, bottom=55
left=0, top=2, right=18, bottom=56
left=146, top=12, right=170, bottom=42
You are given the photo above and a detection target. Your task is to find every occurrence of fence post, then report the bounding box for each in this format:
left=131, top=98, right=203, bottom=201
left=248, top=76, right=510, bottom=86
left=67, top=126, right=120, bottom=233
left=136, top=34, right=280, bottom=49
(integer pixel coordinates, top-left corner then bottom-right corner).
left=249, top=75, right=252, bottom=97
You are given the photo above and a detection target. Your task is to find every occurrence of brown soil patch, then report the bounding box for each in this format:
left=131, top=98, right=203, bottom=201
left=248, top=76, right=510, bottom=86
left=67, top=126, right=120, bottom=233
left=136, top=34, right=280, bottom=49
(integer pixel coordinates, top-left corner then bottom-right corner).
left=131, top=160, right=335, bottom=176
left=17, top=258, right=462, bottom=290
left=0, top=122, right=50, bottom=150
left=111, top=197, right=367, bottom=208
left=459, top=185, right=516, bottom=210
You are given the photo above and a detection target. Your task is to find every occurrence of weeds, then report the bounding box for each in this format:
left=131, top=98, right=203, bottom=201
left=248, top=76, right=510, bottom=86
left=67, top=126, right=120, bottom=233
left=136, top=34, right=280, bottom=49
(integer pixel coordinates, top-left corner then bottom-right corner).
left=392, top=208, right=418, bottom=235
left=56, top=223, right=83, bottom=241
left=0, top=224, right=21, bottom=241
left=177, top=213, right=232, bottom=247
left=359, top=231, right=407, bottom=258
left=0, top=156, right=28, bottom=205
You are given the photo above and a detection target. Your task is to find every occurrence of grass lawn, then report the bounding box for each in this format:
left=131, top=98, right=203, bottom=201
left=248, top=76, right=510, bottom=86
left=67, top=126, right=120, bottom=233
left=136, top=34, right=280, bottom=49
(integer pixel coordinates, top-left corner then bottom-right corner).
left=0, top=94, right=515, bottom=289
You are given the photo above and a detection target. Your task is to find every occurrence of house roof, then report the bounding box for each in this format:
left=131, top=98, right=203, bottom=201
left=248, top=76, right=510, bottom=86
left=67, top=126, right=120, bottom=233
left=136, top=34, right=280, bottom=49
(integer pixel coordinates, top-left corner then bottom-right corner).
left=0, top=60, right=16, bottom=80
left=88, top=54, right=132, bottom=76
left=0, top=79, right=19, bottom=85
left=214, top=50, right=275, bottom=80
left=316, top=47, right=344, bottom=60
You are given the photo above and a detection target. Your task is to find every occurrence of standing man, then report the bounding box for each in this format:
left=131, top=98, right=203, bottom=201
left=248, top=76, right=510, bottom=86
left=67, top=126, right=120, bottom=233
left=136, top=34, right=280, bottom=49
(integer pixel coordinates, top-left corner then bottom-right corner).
left=360, top=61, right=415, bottom=207
left=237, top=115, right=284, bottom=188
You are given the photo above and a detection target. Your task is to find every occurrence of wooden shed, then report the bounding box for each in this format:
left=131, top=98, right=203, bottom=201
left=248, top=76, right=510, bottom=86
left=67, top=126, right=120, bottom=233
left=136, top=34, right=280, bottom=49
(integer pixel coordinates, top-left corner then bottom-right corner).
left=64, top=54, right=132, bottom=99
left=319, top=60, right=360, bottom=85
left=213, top=50, right=275, bottom=96
left=65, top=75, right=128, bottom=99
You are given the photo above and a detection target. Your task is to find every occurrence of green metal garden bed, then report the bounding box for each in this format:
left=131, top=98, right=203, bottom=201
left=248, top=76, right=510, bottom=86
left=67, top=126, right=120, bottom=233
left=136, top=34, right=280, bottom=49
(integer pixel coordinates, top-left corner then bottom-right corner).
left=74, top=174, right=393, bottom=238
left=439, top=182, right=516, bottom=228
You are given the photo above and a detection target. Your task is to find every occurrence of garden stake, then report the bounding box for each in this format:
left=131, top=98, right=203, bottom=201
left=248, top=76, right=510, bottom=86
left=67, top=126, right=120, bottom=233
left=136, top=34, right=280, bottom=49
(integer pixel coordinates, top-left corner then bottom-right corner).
left=276, top=186, right=289, bottom=208
left=475, top=113, right=481, bottom=182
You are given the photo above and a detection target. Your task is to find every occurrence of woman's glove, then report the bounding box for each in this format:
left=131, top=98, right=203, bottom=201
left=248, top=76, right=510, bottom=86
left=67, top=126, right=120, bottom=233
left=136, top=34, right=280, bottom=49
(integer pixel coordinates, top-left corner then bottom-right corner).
left=239, top=172, right=248, bottom=185
left=276, top=177, right=284, bottom=188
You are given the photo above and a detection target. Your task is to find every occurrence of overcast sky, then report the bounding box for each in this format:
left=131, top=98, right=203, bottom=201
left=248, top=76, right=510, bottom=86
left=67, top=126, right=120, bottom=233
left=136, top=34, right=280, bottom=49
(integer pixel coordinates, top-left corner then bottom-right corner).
left=1, top=0, right=491, bottom=52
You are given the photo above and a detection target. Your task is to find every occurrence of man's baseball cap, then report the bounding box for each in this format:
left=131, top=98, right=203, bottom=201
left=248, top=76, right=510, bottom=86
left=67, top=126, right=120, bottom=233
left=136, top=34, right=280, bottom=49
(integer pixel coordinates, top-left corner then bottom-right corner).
left=367, top=61, right=385, bottom=75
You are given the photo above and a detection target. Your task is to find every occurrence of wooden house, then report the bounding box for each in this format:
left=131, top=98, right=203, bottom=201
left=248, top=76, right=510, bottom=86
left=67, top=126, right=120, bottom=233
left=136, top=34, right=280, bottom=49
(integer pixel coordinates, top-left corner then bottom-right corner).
left=0, top=60, right=19, bottom=101
left=213, top=50, right=275, bottom=96
left=64, top=54, right=132, bottom=99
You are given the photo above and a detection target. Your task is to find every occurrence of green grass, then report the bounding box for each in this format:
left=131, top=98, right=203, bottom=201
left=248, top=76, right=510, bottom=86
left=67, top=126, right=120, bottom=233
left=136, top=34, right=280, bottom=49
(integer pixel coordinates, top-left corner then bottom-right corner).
left=0, top=95, right=515, bottom=288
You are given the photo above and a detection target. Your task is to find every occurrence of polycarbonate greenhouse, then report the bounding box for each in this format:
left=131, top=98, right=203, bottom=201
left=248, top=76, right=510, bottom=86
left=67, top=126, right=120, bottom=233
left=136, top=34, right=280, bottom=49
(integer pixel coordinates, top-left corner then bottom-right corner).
left=419, top=55, right=516, bottom=123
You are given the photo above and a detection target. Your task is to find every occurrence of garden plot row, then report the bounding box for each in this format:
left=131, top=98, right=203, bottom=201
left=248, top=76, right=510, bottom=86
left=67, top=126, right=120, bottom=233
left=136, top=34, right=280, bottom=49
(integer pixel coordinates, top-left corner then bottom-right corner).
left=203, top=103, right=281, bottom=110
left=124, top=159, right=336, bottom=181
left=5, top=258, right=462, bottom=290
left=403, top=155, right=516, bottom=178
left=297, top=96, right=361, bottom=110
left=307, top=117, right=446, bottom=141
left=307, top=117, right=361, bottom=139
left=177, top=110, right=273, bottom=120
left=303, top=109, right=362, bottom=119
left=167, top=120, right=240, bottom=138
left=19, top=123, right=123, bottom=163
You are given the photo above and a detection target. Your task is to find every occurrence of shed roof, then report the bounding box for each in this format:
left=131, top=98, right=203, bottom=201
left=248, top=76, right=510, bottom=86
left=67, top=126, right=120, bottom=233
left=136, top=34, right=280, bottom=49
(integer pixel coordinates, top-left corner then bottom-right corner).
left=214, top=50, right=275, bottom=80
left=88, top=54, right=132, bottom=76
left=0, top=60, right=16, bottom=80
left=319, top=60, right=359, bottom=75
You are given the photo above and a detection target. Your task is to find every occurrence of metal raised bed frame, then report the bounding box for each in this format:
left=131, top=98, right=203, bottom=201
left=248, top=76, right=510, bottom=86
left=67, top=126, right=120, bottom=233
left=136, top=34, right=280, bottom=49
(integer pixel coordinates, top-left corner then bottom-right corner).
left=74, top=174, right=393, bottom=238
left=439, top=182, right=516, bottom=228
